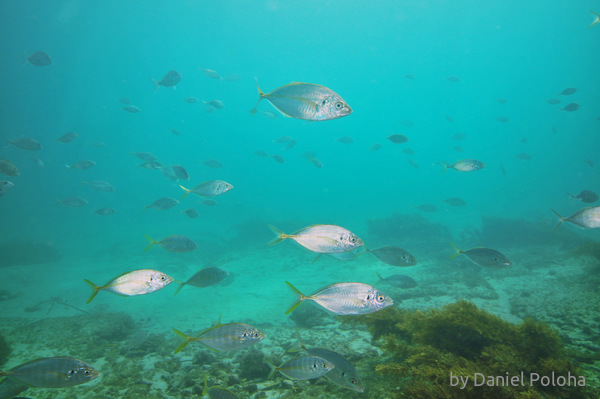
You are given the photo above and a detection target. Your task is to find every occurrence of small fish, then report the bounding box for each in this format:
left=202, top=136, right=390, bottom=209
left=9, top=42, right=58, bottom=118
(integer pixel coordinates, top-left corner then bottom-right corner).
left=367, top=246, right=417, bottom=266
left=203, top=99, right=225, bottom=109
left=254, top=150, right=268, bottom=157
left=66, top=160, right=96, bottom=170
left=0, top=357, right=98, bottom=387
left=118, top=98, right=130, bottom=104
left=387, top=134, right=408, bottom=144
left=174, top=267, right=229, bottom=295
left=269, top=224, right=363, bottom=254
left=552, top=207, right=600, bottom=230
left=131, top=151, right=158, bottom=161
left=408, top=159, right=419, bottom=168
left=145, top=197, right=179, bottom=211
left=55, top=196, right=88, bottom=207
left=170, top=128, right=180, bottom=135
left=450, top=243, right=512, bottom=267
left=31, top=154, right=44, bottom=168
left=138, top=161, right=162, bottom=169
left=445, top=114, right=454, bottom=122
left=56, top=132, right=78, bottom=143
left=182, top=208, right=199, bottom=219
left=590, top=10, right=600, bottom=28
left=84, top=269, right=173, bottom=303
left=560, top=103, right=579, bottom=112
left=82, top=180, right=115, bottom=192
left=275, top=137, right=294, bottom=145
left=515, top=153, right=531, bottom=160
left=496, top=98, right=507, bottom=104
left=583, top=159, right=594, bottom=167
left=402, top=148, right=415, bottom=155
left=566, top=190, right=598, bottom=204
left=496, top=116, right=509, bottom=123
left=159, top=166, right=177, bottom=182
left=173, top=322, right=265, bottom=353
left=558, top=88, right=577, bottom=95
left=122, top=105, right=141, bottom=113
left=153, top=70, right=181, bottom=89
left=261, top=111, right=277, bottom=119
left=182, top=96, right=199, bottom=103
left=271, top=154, right=285, bottom=163
left=446, top=76, right=460, bottom=82
left=283, top=139, right=297, bottom=150
left=370, top=143, right=382, bottom=151
left=375, top=272, right=418, bottom=289
left=200, top=199, right=218, bottom=206
left=451, top=132, right=466, bottom=140
left=95, top=207, right=116, bottom=216
left=171, top=165, right=189, bottom=180
left=443, top=197, right=467, bottom=207
left=203, top=159, right=223, bottom=169
left=500, top=163, right=507, bottom=176
left=546, top=99, right=561, bottom=104
left=268, top=356, right=335, bottom=381
left=144, top=235, right=198, bottom=252
left=0, top=180, right=14, bottom=196
left=311, top=158, right=323, bottom=168
left=222, top=73, right=241, bottom=81
left=251, top=80, right=352, bottom=121
left=26, top=51, right=52, bottom=66
left=285, top=281, right=393, bottom=315
left=6, top=137, right=42, bottom=151
left=440, top=159, right=485, bottom=173
left=199, top=68, right=222, bottom=79
left=416, top=203, right=437, bottom=212
left=453, top=146, right=464, bottom=153
left=180, top=180, right=233, bottom=199
left=203, top=375, right=238, bottom=399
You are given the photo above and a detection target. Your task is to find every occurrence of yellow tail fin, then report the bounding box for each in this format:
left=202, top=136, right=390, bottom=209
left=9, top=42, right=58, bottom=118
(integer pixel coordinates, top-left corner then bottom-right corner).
left=285, top=281, right=305, bottom=314
left=144, top=235, right=158, bottom=252
left=250, top=77, right=266, bottom=115
left=84, top=279, right=101, bottom=304
left=267, top=224, right=289, bottom=246
left=179, top=185, right=191, bottom=200
left=173, top=329, right=194, bottom=354
left=173, top=282, right=185, bottom=296
left=551, top=209, right=565, bottom=231
left=449, top=242, right=462, bottom=259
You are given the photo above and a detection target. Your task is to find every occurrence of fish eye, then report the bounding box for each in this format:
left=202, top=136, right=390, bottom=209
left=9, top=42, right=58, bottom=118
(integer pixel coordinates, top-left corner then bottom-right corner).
left=341, top=372, right=345, bottom=376
left=351, top=378, right=356, bottom=384
left=322, top=363, right=328, bottom=368
left=377, top=295, right=385, bottom=302
left=335, top=101, right=343, bottom=109
left=253, top=332, right=259, bottom=338
left=350, top=237, right=357, bottom=243
left=84, top=370, right=91, bottom=375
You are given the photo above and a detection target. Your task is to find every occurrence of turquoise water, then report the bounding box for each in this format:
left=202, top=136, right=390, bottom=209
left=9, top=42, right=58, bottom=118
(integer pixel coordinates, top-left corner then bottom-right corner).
left=1, top=1, right=599, bottom=398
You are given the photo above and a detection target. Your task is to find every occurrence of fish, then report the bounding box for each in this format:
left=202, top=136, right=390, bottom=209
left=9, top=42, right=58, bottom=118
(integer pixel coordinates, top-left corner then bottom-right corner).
left=496, top=116, right=510, bottom=123
left=0, top=376, right=28, bottom=398
left=138, top=161, right=162, bottom=169
left=566, top=190, right=598, bottom=204
left=261, top=111, right=277, bottom=119
left=203, top=159, right=223, bottom=169
left=66, top=160, right=96, bottom=170
left=131, top=152, right=157, bottom=161
left=293, top=330, right=364, bottom=392
left=590, top=10, right=600, bottom=28
left=451, top=132, right=466, bottom=140
left=203, top=100, right=225, bottom=109
left=254, top=150, right=268, bottom=157
left=405, top=74, right=414, bottom=79
left=26, top=51, right=52, bottom=66
left=0, top=357, right=98, bottom=387
left=416, top=203, right=437, bottom=212
left=0, top=181, right=14, bottom=196
left=446, top=76, right=460, bottom=82
left=268, top=356, right=335, bottom=381
left=408, top=159, right=419, bottom=168
left=84, top=269, right=173, bottom=303
left=200, top=199, right=218, bottom=206
left=159, top=166, right=178, bottom=181
left=182, top=208, right=199, bottom=219
left=560, top=103, right=579, bottom=112
left=443, top=197, right=467, bottom=207
left=311, top=158, right=323, bottom=168
left=170, top=128, right=180, bottom=135
left=182, top=96, right=199, bottom=103
left=450, top=243, right=512, bottom=267
left=145, top=197, right=179, bottom=211
left=445, top=114, right=454, bottom=122
left=367, top=246, right=417, bottom=266
left=82, top=180, right=115, bottom=192
left=283, top=139, right=297, bottom=150
left=336, top=136, right=354, bottom=144
left=271, top=154, right=285, bottom=163
left=251, top=80, right=352, bottom=121
left=273, top=134, right=292, bottom=143
left=370, top=143, right=382, bottom=151
left=268, top=224, right=363, bottom=254
left=552, top=207, right=600, bottom=230
left=199, top=68, right=222, bottom=79
left=496, top=98, right=507, bottom=104
left=180, top=180, right=233, bottom=199
left=144, top=235, right=198, bottom=252
left=171, top=165, right=189, bottom=180
left=118, top=98, right=130, bottom=104
left=285, top=281, right=393, bottom=315
left=174, top=267, right=229, bottom=296
left=440, top=159, right=485, bottom=173
left=402, top=148, right=415, bottom=155
left=222, top=73, right=241, bottom=81
left=453, top=146, right=464, bottom=153
left=95, top=207, right=116, bottom=216
left=515, top=153, right=531, bottom=160
left=387, top=134, right=409, bottom=143
left=546, top=99, right=561, bottom=104
left=6, top=137, right=42, bottom=151
left=55, top=196, right=88, bottom=207
left=583, top=159, right=594, bottom=167
left=0, top=160, right=19, bottom=176
left=375, top=272, right=418, bottom=289
left=558, top=88, right=577, bottom=95
left=122, top=105, right=141, bottom=113
left=153, top=70, right=181, bottom=89
left=203, top=374, right=239, bottom=399
left=56, top=132, right=78, bottom=143
left=172, top=322, right=265, bottom=353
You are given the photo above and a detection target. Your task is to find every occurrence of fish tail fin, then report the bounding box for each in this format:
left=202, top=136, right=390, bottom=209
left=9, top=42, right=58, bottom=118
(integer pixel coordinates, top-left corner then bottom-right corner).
left=151, top=78, right=159, bottom=92
left=144, top=235, right=158, bottom=251
left=266, top=360, right=278, bottom=380
left=292, top=327, right=308, bottom=352
left=55, top=199, right=61, bottom=207
left=375, top=272, right=385, bottom=286
left=267, top=224, right=289, bottom=246
left=590, top=11, right=600, bottom=28
left=551, top=209, right=565, bottom=231
left=285, top=281, right=305, bottom=314
left=172, top=329, right=194, bottom=354
left=179, top=185, right=191, bottom=200
left=23, top=50, right=29, bottom=66
left=250, top=77, right=265, bottom=115
left=439, top=162, right=449, bottom=173
left=565, top=191, right=574, bottom=200
left=65, top=164, right=72, bottom=169
left=202, top=373, right=209, bottom=396
left=173, top=282, right=185, bottom=296
left=449, top=242, right=462, bottom=259
left=311, top=253, right=323, bottom=264
left=84, top=279, right=101, bottom=304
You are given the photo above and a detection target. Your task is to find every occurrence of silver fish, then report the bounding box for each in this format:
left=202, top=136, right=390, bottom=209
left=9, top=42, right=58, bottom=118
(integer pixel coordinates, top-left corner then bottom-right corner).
left=387, top=134, right=409, bottom=143
left=368, top=246, right=417, bottom=266
left=0, top=180, right=14, bottom=196
left=203, top=99, right=224, bottom=109
left=0, top=160, right=19, bottom=176
left=269, top=224, right=363, bottom=254
left=82, top=180, right=115, bottom=192
left=203, top=159, right=223, bottom=169
left=440, top=159, right=485, bottom=173
left=145, top=197, right=179, bottom=211
left=590, top=10, right=600, bottom=28
left=0, top=376, right=28, bottom=398
left=66, top=160, right=96, bottom=170
left=174, top=267, right=229, bottom=295
left=56, top=132, right=78, bottom=143
left=285, top=281, right=393, bottom=315
left=199, top=68, right=222, bottom=79
left=182, top=96, right=199, bottom=103
left=558, top=88, right=577, bottom=95
left=171, top=165, right=189, bottom=180
left=95, top=207, right=116, bottom=216
left=560, top=103, right=579, bottom=112
left=138, top=161, right=162, bottom=169
left=6, top=137, right=42, bottom=151
left=443, top=197, right=467, bottom=207
left=55, top=196, right=88, bottom=207
left=566, top=190, right=598, bottom=204
left=450, top=243, right=511, bottom=267
left=251, top=80, right=352, bottom=121
left=182, top=208, right=199, bottom=219
left=122, top=105, right=141, bottom=113
left=180, top=180, right=233, bottom=199
left=552, top=207, right=600, bottom=230
left=154, top=70, right=181, bottom=89
left=0, top=357, right=98, bottom=388
left=160, top=165, right=178, bottom=181
left=268, top=356, right=335, bottom=380
left=173, top=322, right=265, bottom=353
left=144, top=235, right=198, bottom=252
left=84, top=269, right=173, bottom=303
left=131, top=152, right=157, bottom=161
left=26, top=51, right=52, bottom=66
left=375, top=273, right=418, bottom=289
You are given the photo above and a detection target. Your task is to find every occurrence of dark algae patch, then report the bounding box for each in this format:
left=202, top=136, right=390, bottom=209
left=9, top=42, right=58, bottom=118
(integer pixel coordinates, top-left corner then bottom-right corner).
left=344, top=300, right=598, bottom=398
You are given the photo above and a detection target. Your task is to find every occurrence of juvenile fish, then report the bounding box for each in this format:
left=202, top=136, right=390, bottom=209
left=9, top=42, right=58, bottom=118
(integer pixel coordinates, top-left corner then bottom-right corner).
left=203, top=159, right=222, bottom=169
left=182, top=208, right=199, bottom=218
left=144, top=235, right=198, bottom=252
left=95, top=207, right=116, bottom=216
left=160, top=165, right=178, bottom=181
left=55, top=196, right=88, bottom=207
left=590, top=10, right=600, bottom=28
left=200, top=199, right=218, bottom=206
left=285, top=281, right=393, bottom=315
left=375, top=272, right=418, bottom=289
left=131, top=152, right=157, bottom=161
left=268, top=356, right=334, bottom=381
left=183, top=96, right=199, bottom=103
left=174, top=267, right=229, bottom=295
left=387, top=134, right=408, bottom=143
left=138, top=161, right=162, bottom=169
left=26, top=51, right=52, bottom=66
left=552, top=207, right=600, bottom=230
left=566, top=190, right=598, bottom=203
left=251, top=80, right=352, bottom=121
left=271, top=154, right=285, bottom=163
left=370, top=143, right=382, bottom=151
left=154, top=70, right=181, bottom=89
left=0, top=160, right=19, bottom=176
left=180, top=180, right=233, bottom=199
left=56, top=132, right=78, bottom=143
left=0, top=357, right=98, bottom=387
left=450, top=243, right=511, bottom=267
left=123, top=105, right=141, bottom=113
left=560, top=103, right=579, bottom=112
left=336, top=136, right=354, bottom=144
left=66, top=160, right=96, bottom=170
left=367, top=246, right=417, bottom=266
left=416, top=203, right=437, bottom=212
left=0, top=181, right=14, bottom=196
left=558, top=88, right=577, bottom=95
left=82, top=180, right=115, bottom=192
left=6, top=137, right=42, bottom=151
left=496, top=116, right=509, bottom=123
left=269, top=224, right=363, bottom=254
left=173, top=322, right=265, bottom=353
left=84, top=269, right=173, bottom=303
left=172, top=165, right=189, bottom=180
left=203, top=99, right=224, bottom=109
left=200, top=68, right=222, bottom=79
left=440, top=159, right=485, bottom=173
left=443, top=197, right=467, bottom=207
left=145, top=197, right=179, bottom=211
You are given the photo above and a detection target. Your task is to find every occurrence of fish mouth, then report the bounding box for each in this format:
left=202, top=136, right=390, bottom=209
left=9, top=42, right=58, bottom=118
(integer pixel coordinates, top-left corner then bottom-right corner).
left=343, top=105, right=353, bottom=115
left=89, top=369, right=100, bottom=380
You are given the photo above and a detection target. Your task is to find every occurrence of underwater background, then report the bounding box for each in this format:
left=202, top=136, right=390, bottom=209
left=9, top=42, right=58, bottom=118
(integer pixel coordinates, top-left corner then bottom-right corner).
left=1, top=0, right=599, bottom=398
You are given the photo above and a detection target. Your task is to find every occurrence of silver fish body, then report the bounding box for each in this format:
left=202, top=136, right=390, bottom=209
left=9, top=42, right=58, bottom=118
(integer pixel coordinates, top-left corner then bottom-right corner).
left=171, top=165, right=189, bottom=180
left=7, top=137, right=42, bottom=151
left=173, top=323, right=265, bottom=353
left=66, top=160, right=96, bottom=170
left=84, top=269, right=173, bottom=303
left=180, top=180, right=233, bottom=199
left=368, top=246, right=417, bottom=266
left=0, top=357, right=99, bottom=388
left=270, top=356, right=335, bottom=380
left=553, top=207, right=600, bottom=230
left=82, top=180, right=115, bottom=192
left=269, top=224, right=363, bottom=254
left=174, top=267, right=229, bottom=295
left=441, top=159, right=485, bottom=173
left=376, top=273, right=418, bottom=289
left=450, top=244, right=511, bottom=267
left=286, top=282, right=393, bottom=315
left=0, top=160, right=19, bottom=176
left=145, top=235, right=198, bottom=252
left=146, top=197, right=179, bottom=211
left=156, top=70, right=181, bottom=88
left=56, top=196, right=88, bottom=207
left=252, top=81, right=352, bottom=121
left=27, top=51, right=52, bottom=66
left=0, top=180, right=14, bottom=196
left=56, top=132, right=78, bottom=143
left=95, top=207, right=116, bottom=216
